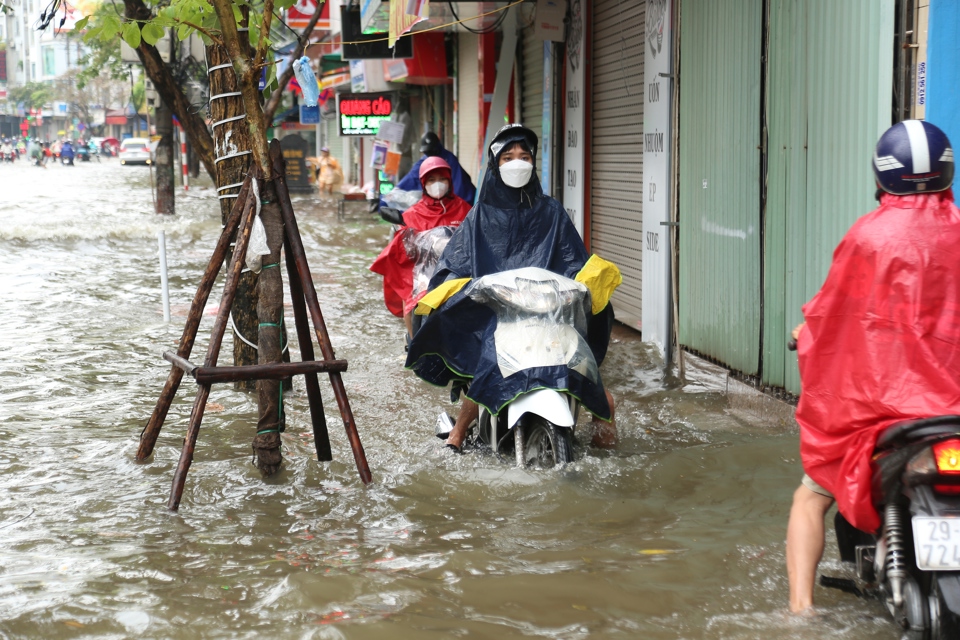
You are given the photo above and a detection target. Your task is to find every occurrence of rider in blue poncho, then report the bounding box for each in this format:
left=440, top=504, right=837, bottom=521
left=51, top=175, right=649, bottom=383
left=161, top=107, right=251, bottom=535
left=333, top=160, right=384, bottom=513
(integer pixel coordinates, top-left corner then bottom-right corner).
left=382, top=133, right=476, bottom=208
left=405, top=124, right=617, bottom=452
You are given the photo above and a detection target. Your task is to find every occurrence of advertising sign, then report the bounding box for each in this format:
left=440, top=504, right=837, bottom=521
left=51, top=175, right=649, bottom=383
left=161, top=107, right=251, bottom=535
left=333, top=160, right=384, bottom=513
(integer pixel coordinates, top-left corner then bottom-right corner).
left=287, top=0, right=331, bottom=31
left=300, top=104, right=320, bottom=125
left=337, top=92, right=394, bottom=136
left=342, top=7, right=413, bottom=59
left=562, top=0, right=585, bottom=234
left=641, top=0, right=672, bottom=352
left=541, top=41, right=553, bottom=195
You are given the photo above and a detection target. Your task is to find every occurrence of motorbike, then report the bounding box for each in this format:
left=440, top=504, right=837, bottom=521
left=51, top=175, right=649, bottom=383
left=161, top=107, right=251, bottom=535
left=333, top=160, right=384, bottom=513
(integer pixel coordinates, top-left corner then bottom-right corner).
left=788, top=339, right=960, bottom=638
left=435, top=267, right=601, bottom=468
left=1, top=150, right=15, bottom=162
left=75, top=144, right=91, bottom=162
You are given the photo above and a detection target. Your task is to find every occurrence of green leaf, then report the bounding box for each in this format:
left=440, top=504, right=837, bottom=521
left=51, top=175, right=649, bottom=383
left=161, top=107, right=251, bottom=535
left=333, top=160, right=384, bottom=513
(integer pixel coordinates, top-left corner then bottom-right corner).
left=276, top=0, right=296, bottom=10
left=122, top=22, right=142, bottom=48
left=177, top=23, right=192, bottom=41
left=141, top=22, right=166, bottom=45
left=102, top=15, right=122, bottom=39
left=74, top=16, right=89, bottom=31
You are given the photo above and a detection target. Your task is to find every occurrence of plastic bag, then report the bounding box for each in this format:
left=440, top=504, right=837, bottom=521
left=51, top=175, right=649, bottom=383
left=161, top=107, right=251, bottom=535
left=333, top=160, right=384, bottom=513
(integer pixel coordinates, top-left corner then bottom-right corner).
left=245, top=179, right=270, bottom=273
left=292, top=56, right=319, bottom=107
left=382, top=188, right=422, bottom=211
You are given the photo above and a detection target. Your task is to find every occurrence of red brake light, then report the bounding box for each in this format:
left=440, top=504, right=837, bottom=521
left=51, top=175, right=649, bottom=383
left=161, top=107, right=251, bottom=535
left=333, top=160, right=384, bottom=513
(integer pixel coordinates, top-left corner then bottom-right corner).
left=933, top=439, right=960, bottom=474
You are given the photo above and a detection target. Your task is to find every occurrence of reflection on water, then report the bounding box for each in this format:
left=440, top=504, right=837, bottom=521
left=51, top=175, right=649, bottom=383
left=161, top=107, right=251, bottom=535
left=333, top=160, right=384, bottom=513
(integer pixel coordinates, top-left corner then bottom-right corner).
left=0, top=160, right=894, bottom=638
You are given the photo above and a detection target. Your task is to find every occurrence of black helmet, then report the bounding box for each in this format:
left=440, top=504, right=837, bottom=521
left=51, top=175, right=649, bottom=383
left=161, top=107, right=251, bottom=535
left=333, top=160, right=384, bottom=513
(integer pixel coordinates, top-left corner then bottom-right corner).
left=419, top=132, right=442, bottom=156
left=874, top=120, right=954, bottom=195
left=488, top=123, right=538, bottom=167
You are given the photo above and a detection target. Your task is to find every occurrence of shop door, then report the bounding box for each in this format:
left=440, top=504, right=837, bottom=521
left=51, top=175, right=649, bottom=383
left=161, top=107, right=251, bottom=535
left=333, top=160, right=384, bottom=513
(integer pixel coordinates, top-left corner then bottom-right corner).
left=520, top=24, right=544, bottom=150
left=677, top=0, right=763, bottom=375
left=590, top=0, right=646, bottom=331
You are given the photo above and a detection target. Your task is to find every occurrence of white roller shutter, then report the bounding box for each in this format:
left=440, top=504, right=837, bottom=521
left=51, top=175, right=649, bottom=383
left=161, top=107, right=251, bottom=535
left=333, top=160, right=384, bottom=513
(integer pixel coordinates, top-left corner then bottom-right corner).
left=521, top=25, right=544, bottom=148
left=457, top=33, right=481, bottom=183
left=590, top=0, right=645, bottom=331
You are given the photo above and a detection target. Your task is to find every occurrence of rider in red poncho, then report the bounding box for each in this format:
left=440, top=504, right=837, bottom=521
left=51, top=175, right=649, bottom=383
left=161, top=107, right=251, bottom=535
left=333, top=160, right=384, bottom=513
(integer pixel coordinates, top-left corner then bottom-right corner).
left=370, top=157, right=472, bottom=337
left=787, top=120, right=960, bottom=613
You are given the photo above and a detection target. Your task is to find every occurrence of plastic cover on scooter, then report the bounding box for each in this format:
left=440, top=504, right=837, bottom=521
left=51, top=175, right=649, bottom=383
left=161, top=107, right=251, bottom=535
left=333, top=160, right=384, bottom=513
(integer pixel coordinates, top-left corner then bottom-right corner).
left=796, top=190, right=960, bottom=533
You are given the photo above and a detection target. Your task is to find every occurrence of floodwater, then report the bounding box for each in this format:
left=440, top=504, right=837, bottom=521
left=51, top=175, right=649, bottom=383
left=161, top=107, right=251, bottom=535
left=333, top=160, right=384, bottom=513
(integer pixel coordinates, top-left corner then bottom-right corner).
left=0, top=157, right=895, bottom=638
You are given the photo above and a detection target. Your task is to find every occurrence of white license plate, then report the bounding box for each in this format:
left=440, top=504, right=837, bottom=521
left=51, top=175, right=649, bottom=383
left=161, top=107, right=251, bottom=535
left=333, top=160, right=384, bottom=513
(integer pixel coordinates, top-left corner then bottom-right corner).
left=912, top=516, right=960, bottom=570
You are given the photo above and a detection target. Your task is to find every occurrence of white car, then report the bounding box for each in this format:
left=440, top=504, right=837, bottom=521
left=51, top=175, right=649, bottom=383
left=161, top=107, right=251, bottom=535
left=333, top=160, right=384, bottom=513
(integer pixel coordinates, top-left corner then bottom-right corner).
left=119, top=138, right=153, bottom=165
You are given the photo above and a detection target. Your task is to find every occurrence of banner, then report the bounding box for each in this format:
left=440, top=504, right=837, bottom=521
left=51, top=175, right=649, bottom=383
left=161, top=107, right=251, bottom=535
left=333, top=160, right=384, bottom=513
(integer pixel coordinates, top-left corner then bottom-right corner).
left=389, top=0, right=429, bottom=47
left=288, top=0, right=331, bottom=31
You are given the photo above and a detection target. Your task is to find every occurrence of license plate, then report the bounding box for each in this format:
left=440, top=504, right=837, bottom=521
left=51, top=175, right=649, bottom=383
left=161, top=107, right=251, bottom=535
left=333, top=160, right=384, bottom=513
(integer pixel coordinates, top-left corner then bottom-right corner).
left=912, top=516, right=960, bottom=570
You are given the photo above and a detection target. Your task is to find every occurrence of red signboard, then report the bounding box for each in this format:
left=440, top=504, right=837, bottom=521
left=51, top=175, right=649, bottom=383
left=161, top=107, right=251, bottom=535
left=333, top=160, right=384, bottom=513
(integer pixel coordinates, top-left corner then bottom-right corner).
left=287, top=0, right=330, bottom=31
left=0, top=50, right=6, bottom=82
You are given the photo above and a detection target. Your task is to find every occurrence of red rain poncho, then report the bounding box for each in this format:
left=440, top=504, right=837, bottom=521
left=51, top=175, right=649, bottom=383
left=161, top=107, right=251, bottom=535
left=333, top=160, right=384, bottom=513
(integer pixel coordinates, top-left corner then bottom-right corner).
left=796, top=190, right=960, bottom=532
left=370, top=165, right=472, bottom=316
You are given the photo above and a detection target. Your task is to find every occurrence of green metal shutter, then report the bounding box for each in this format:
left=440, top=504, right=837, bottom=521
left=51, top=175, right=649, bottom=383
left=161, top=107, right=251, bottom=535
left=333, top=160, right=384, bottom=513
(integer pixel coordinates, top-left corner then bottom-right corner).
left=763, top=0, right=894, bottom=392
left=590, top=0, right=645, bottom=331
left=678, top=0, right=763, bottom=374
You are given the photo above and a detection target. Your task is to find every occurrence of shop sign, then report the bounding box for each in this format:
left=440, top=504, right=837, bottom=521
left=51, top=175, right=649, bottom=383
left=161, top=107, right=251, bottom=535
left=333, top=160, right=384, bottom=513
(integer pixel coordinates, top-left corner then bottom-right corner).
left=300, top=104, right=320, bottom=125
left=641, top=0, right=672, bottom=352
left=562, top=0, right=585, bottom=234
left=337, top=92, right=394, bottom=136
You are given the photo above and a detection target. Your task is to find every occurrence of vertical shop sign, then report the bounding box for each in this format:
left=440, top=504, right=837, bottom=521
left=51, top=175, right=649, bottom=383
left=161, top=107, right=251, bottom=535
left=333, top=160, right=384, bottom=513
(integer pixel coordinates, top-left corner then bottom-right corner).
left=562, top=0, right=585, bottom=234
left=642, top=0, right=672, bottom=351
left=541, top=42, right=553, bottom=195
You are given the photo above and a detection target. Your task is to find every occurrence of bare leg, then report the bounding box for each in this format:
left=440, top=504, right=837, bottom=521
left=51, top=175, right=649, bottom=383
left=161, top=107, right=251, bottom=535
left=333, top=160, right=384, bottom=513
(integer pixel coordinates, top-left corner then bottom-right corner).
left=590, top=390, right=617, bottom=448
left=786, top=484, right=835, bottom=612
left=403, top=312, right=414, bottom=338
left=445, top=398, right=478, bottom=450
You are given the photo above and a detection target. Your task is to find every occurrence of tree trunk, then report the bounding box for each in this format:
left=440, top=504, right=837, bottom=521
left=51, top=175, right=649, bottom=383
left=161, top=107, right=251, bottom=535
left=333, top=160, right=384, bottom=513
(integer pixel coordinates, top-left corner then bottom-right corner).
left=210, top=0, right=287, bottom=475
left=207, top=43, right=258, bottom=386
left=122, top=0, right=217, bottom=181
left=154, top=99, right=175, bottom=215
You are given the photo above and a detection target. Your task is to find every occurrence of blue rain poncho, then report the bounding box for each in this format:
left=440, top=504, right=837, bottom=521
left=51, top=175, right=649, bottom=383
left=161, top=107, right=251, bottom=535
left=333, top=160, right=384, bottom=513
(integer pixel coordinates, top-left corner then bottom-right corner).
left=405, top=125, right=614, bottom=419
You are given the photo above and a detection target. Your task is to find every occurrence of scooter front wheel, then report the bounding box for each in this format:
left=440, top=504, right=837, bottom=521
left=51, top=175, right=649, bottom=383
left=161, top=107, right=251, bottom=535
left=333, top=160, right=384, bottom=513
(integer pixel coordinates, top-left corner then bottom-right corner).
left=517, top=417, right=573, bottom=469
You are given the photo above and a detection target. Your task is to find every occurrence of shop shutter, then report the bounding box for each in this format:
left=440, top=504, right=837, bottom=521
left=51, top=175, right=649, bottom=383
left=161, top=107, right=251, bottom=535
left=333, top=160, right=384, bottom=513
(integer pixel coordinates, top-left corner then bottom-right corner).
left=590, top=0, right=645, bottom=331
left=520, top=25, right=544, bottom=148
left=457, top=33, right=481, bottom=185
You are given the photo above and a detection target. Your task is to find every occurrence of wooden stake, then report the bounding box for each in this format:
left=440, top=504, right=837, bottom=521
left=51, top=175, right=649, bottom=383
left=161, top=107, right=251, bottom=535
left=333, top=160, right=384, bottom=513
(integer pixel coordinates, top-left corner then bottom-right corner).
left=168, top=186, right=259, bottom=511
left=270, top=140, right=372, bottom=484
left=137, top=175, right=253, bottom=460
left=284, top=235, right=334, bottom=461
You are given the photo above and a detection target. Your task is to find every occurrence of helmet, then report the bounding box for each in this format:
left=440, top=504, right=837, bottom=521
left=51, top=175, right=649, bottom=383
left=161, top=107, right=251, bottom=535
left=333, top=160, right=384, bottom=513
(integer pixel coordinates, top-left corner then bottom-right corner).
left=419, top=156, right=451, bottom=183
left=874, top=120, right=954, bottom=195
left=488, top=123, right=538, bottom=167
left=419, top=132, right=442, bottom=156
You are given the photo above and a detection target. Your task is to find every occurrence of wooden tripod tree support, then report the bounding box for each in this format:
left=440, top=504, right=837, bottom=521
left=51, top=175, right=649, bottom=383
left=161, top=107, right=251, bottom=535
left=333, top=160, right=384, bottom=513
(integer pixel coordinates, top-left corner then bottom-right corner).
left=138, top=140, right=372, bottom=511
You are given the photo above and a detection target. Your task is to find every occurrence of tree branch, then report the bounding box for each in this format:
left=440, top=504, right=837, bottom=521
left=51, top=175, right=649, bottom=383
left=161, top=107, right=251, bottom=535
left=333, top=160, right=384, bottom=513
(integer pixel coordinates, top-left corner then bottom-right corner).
left=253, top=0, right=275, bottom=69
left=262, top=0, right=324, bottom=123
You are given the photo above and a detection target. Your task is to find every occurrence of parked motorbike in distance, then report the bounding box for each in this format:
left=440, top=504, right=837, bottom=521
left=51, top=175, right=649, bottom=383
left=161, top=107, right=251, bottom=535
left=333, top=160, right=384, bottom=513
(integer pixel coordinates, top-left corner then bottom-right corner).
left=436, top=268, right=602, bottom=469
left=787, top=340, right=960, bottom=638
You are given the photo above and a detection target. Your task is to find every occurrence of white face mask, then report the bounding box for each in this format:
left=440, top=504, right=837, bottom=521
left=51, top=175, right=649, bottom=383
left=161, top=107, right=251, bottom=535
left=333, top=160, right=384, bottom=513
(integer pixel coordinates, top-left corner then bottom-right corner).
left=426, top=181, right=449, bottom=199
left=499, top=159, right=534, bottom=188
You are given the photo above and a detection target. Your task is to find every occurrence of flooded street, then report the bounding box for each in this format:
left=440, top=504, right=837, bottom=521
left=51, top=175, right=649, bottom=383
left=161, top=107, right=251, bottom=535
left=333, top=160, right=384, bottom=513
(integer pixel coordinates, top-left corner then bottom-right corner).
left=0, top=159, right=895, bottom=638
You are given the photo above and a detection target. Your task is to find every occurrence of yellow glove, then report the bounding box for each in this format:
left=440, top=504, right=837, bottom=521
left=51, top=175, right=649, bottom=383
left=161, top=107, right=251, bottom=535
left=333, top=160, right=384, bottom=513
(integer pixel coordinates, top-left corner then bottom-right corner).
left=415, top=278, right=471, bottom=315
left=575, top=255, right=622, bottom=314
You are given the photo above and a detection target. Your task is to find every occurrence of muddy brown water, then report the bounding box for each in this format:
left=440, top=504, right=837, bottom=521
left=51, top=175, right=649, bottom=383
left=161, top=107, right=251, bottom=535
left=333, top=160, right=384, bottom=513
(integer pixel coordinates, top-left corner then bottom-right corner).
left=0, top=160, right=896, bottom=638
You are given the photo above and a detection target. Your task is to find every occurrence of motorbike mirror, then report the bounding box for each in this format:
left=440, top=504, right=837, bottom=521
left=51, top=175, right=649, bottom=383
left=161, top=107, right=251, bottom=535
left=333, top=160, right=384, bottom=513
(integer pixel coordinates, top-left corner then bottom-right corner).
left=380, top=208, right=405, bottom=226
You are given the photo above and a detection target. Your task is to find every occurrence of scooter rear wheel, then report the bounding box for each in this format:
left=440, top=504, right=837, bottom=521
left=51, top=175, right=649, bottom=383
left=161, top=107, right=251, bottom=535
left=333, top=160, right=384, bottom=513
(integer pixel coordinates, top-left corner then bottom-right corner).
left=517, top=418, right=573, bottom=469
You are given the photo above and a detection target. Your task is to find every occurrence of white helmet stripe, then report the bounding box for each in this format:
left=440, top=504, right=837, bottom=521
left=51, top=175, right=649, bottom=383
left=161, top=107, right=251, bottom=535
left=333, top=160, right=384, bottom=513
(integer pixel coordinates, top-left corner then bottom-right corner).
left=903, top=120, right=931, bottom=173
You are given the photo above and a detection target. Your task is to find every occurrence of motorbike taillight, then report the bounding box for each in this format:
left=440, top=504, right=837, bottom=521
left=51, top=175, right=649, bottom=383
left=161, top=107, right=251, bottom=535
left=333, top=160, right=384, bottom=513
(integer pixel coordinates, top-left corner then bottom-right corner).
left=932, top=438, right=960, bottom=494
